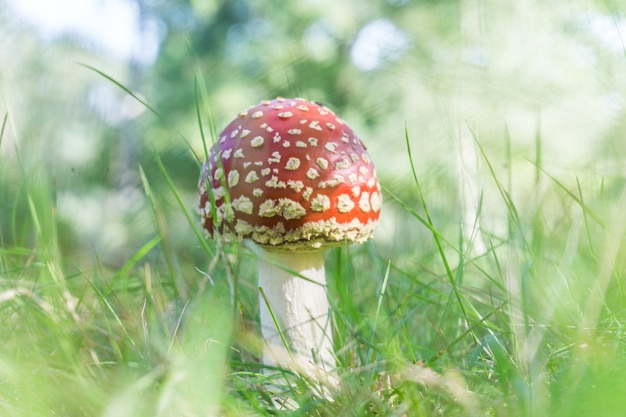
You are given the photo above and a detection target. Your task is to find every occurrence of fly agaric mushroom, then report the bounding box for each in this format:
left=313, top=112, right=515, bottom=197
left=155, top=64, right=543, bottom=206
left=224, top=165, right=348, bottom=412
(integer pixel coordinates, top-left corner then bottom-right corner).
left=198, top=97, right=381, bottom=374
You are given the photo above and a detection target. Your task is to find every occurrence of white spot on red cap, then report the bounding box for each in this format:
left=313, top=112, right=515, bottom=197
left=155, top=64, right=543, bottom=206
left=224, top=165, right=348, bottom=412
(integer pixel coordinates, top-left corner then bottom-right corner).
left=316, top=157, right=329, bottom=170
left=370, top=191, right=382, bottom=212
left=250, top=136, right=264, bottom=147
left=325, top=142, right=338, bottom=153
left=234, top=219, right=253, bottom=235
left=319, top=177, right=343, bottom=188
left=306, top=168, right=320, bottom=180
left=287, top=180, right=304, bottom=192
left=335, top=159, right=350, bottom=169
left=280, top=199, right=306, bottom=219
left=285, top=157, right=300, bottom=170
left=337, top=194, right=355, bottom=213
left=232, top=196, right=253, bottom=214
left=311, top=194, right=331, bottom=212
left=359, top=192, right=371, bottom=212
left=268, top=151, right=281, bottom=164
left=265, top=176, right=287, bottom=189
left=245, top=171, right=260, bottom=183
left=259, top=198, right=306, bottom=219
left=228, top=170, right=240, bottom=187
left=309, top=120, right=322, bottom=131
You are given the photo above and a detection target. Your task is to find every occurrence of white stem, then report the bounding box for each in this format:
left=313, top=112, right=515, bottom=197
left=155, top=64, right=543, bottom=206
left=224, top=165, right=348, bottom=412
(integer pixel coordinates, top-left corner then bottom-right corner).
left=257, top=250, right=336, bottom=374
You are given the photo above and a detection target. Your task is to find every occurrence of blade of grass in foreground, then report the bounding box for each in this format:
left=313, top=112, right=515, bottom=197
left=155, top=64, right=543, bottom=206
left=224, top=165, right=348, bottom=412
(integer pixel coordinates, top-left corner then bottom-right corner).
left=382, top=185, right=458, bottom=254
left=80, top=63, right=202, bottom=165
left=147, top=157, right=214, bottom=259
left=373, top=260, right=391, bottom=335
left=139, top=165, right=188, bottom=300
left=403, top=126, right=473, bottom=341
left=104, top=234, right=162, bottom=297
left=469, top=125, right=524, bottom=244
left=539, top=167, right=607, bottom=230
left=80, top=64, right=161, bottom=120
left=193, top=69, right=218, bottom=163
left=0, top=112, right=7, bottom=149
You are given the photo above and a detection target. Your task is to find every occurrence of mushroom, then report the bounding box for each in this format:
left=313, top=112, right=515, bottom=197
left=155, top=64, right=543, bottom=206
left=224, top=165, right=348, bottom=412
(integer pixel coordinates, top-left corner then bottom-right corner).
left=198, top=97, right=381, bottom=376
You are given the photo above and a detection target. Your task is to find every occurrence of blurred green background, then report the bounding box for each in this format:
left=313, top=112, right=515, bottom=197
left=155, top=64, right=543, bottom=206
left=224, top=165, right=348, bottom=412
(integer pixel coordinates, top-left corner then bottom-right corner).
left=2, top=0, right=626, bottom=415
left=3, top=0, right=624, bottom=264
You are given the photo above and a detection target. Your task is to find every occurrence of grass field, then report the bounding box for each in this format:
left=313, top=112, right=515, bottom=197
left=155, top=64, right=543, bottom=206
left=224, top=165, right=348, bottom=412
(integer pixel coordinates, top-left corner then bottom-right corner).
left=2, top=2, right=626, bottom=414
left=2, top=89, right=626, bottom=416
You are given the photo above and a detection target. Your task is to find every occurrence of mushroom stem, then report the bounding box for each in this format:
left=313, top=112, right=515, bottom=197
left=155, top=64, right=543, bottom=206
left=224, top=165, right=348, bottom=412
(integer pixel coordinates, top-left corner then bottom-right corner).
left=257, top=250, right=336, bottom=374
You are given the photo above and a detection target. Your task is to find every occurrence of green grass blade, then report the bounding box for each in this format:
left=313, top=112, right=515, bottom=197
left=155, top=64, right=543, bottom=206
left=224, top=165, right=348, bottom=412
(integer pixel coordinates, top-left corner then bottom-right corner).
left=403, top=126, right=471, bottom=337
left=0, top=112, right=7, bottom=150
left=382, top=184, right=459, bottom=255
left=373, top=260, right=391, bottom=335
left=138, top=165, right=187, bottom=299
left=469, top=125, right=524, bottom=242
left=79, top=63, right=161, bottom=119
left=576, top=176, right=597, bottom=262
left=539, top=167, right=607, bottom=230
left=258, top=286, right=291, bottom=355
left=79, top=63, right=201, bottom=165
left=148, top=156, right=214, bottom=258
left=193, top=70, right=218, bottom=162
left=105, top=234, right=162, bottom=296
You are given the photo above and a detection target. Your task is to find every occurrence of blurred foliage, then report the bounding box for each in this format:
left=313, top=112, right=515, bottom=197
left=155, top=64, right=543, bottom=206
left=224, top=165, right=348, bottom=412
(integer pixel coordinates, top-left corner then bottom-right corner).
left=2, top=0, right=625, bottom=262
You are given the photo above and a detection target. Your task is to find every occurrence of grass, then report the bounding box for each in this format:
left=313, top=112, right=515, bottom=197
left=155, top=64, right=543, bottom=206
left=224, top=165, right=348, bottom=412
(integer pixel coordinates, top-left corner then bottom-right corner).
left=2, top=86, right=626, bottom=416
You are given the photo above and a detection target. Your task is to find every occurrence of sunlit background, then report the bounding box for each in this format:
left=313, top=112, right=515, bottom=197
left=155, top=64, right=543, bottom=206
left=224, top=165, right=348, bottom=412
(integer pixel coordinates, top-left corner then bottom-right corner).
left=3, top=0, right=624, bottom=266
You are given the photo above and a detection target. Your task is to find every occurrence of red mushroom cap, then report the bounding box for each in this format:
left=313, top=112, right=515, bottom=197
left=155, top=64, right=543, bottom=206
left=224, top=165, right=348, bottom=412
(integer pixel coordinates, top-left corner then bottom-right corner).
left=198, top=97, right=381, bottom=250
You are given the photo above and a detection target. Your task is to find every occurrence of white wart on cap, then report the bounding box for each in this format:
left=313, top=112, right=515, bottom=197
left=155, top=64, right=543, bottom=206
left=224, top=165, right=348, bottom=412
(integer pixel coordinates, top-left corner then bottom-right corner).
left=198, top=97, right=381, bottom=250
